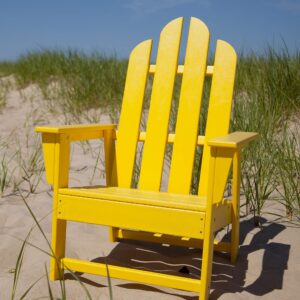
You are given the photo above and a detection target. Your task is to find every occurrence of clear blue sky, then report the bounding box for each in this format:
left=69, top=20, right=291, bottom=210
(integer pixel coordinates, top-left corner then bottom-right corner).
left=0, top=0, right=299, bottom=61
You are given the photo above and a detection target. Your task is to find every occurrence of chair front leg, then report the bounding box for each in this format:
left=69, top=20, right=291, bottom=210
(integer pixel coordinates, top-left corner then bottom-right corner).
left=48, top=134, right=70, bottom=280
left=50, top=219, right=67, bottom=280
left=199, top=209, right=214, bottom=300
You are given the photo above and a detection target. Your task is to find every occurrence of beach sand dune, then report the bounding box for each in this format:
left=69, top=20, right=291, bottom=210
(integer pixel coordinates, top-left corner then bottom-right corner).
left=0, top=81, right=299, bottom=299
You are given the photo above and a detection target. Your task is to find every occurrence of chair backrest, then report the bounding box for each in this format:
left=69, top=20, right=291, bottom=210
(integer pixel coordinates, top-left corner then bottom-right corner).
left=115, top=17, right=237, bottom=197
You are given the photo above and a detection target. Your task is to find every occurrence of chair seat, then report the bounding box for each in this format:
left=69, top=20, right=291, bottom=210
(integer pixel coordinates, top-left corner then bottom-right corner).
left=58, top=186, right=231, bottom=240
left=59, top=187, right=209, bottom=212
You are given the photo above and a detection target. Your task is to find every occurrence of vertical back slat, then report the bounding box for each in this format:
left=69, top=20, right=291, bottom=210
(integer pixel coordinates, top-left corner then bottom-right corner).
left=116, top=40, right=152, bottom=188
left=198, top=40, right=237, bottom=196
left=139, top=17, right=183, bottom=191
left=168, top=17, right=209, bottom=194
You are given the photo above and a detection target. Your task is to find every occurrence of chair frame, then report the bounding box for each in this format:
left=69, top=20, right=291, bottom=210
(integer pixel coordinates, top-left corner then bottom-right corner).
left=36, top=17, right=258, bottom=300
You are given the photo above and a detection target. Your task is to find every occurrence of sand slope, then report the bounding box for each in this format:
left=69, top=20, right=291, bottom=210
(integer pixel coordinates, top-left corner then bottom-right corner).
left=0, top=80, right=300, bottom=299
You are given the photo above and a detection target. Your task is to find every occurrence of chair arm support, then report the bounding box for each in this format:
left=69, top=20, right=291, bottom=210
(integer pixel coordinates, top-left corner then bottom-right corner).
left=205, top=131, right=258, bottom=206
left=36, top=124, right=117, bottom=185
left=207, top=131, right=258, bottom=150
left=36, top=124, right=117, bottom=142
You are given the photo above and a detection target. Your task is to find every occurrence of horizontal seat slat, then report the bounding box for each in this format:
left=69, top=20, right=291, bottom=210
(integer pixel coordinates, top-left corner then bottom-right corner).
left=59, top=187, right=207, bottom=211
left=57, top=194, right=206, bottom=239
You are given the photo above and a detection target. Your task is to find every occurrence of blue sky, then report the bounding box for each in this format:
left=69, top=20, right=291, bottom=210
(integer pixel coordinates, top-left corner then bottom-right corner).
left=0, top=0, right=299, bottom=61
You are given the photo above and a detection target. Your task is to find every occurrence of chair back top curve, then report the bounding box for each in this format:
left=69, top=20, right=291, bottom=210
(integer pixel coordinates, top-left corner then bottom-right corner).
left=115, top=17, right=237, bottom=197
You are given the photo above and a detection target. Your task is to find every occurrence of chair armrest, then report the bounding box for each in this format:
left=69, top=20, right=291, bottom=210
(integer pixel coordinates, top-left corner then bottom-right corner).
left=36, top=124, right=117, bottom=185
left=36, top=124, right=117, bottom=141
left=207, top=131, right=258, bottom=150
left=205, top=131, right=258, bottom=205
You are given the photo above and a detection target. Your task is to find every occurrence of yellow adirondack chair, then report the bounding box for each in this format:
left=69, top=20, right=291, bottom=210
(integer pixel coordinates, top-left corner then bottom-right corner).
left=36, top=17, right=258, bottom=300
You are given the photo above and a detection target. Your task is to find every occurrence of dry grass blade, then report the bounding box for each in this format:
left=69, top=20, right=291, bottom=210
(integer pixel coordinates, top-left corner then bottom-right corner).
left=18, top=190, right=96, bottom=298
left=10, top=227, right=44, bottom=300
left=18, top=190, right=67, bottom=299
left=104, top=254, right=113, bottom=300
left=0, top=155, right=9, bottom=196
left=63, top=266, right=93, bottom=300
left=19, top=275, right=44, bottom=300
left=44, top=264, right=54, bottom=300
left=276, top=132, right=300, bottom=219
left=10, top=229, right=32, bottom=300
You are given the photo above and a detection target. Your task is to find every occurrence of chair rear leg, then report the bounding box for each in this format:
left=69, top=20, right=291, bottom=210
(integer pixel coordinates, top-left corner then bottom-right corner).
left=108, top=226, right=119, bottom=242
left=50, top=218, right=67, bottom=280
left=230, top=214, right=239, bottom=264
left=231, top=151, right=241, bottom=264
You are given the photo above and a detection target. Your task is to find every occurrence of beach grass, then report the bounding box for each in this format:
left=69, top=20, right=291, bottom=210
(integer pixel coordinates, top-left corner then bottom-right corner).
left=232, top=47, right=300, bottom=221
left=0, top=47, right=299, bottom=219
left=8, top=50, right=127, bottom=117
left=0, top=61, right=15, bottom=77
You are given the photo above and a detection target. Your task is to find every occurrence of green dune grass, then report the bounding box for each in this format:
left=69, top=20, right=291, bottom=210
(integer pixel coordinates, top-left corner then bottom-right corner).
left=0, top=47, right=299, bottom=219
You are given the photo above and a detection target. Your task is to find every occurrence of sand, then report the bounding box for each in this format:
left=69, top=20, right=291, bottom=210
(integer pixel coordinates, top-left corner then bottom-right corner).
left=0, top=79, right=300, bottom=299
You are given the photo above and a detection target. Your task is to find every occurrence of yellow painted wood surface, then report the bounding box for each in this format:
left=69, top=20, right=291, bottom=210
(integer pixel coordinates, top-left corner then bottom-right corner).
left=208, top=131, right=259, bottom=149
left=231, top=150, right=241, bottom=263
left=103, top=129, right=118, bottom=186
left=59, top=187, right=207, bottom=211
left=50, top=133, right=70, bottom=280
left=199, top=40, right=237, bottom=197
left=199, top=146, right=216, bottom=299
left=211, top=147, right=235, bottom=204
left=149, top=64, right=214, bottom=76
left=212, top=200, right=231, bottom=231
left=41, top=133, right=56, bottom=185
left=116, top=40, right=152, bottom=188
left=168, top=17, right=209, bottom=194
left=36, top=123, right=116, bottom=134
left=36, top=17, right=260, bottom=300
left=115, top=229, right=231, bottom=252
left=58, top=194, right=205, bottom=239
left=139, top=17, right=183, bottom=191
left=36, top=124, right=117, bottom=142
left=38, top=125, right=118, bottom=184
left=125, top=131, right=206, bottom=145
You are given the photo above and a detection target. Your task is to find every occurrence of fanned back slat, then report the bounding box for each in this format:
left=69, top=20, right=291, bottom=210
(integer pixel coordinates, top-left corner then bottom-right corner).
left=139, top=17, right=183, bottom=191
left=198, top=40, right=237, bottom=196
left=116, top=40, right=152, bottom=188
left=168, top=17, right=209, bottom=194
